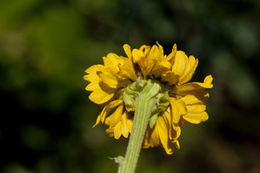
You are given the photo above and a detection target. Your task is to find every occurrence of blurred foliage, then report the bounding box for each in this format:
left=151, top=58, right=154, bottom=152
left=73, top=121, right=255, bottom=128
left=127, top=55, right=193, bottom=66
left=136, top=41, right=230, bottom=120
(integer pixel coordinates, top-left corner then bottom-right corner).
left=0, top=0, right=260, bottom=173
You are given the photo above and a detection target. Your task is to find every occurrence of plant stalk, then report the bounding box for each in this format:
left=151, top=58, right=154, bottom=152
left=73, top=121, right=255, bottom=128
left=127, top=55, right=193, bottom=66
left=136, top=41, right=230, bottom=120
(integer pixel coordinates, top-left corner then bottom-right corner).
left=118, top=82, right=160, bottom=173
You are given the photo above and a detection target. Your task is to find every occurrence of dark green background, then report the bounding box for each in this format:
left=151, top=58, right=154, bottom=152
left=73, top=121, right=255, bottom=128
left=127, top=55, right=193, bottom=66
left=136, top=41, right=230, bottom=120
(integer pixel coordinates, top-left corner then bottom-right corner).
left=0, top=0, right=259, bottom=172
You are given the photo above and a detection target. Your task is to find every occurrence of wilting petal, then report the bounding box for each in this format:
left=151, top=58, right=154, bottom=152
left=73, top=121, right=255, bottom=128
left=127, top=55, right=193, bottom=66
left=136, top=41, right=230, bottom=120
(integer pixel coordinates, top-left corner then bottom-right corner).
left=92, top=99, right=123, bottom=127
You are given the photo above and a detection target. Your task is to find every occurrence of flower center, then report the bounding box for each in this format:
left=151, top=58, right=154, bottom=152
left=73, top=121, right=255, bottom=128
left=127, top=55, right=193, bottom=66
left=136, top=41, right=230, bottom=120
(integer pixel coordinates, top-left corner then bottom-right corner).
left=123, top=77, right=170, bottom=128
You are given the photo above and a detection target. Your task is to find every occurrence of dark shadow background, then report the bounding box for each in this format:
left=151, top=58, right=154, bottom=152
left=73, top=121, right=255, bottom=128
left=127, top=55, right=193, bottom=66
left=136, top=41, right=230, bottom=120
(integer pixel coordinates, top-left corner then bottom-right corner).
left=0, top=0, right=260, bottom=172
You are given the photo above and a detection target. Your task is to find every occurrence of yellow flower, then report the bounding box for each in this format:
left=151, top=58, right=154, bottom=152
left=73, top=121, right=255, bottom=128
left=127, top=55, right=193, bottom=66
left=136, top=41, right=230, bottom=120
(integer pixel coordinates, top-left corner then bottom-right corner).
left=84, top=42, right=213, bottom=154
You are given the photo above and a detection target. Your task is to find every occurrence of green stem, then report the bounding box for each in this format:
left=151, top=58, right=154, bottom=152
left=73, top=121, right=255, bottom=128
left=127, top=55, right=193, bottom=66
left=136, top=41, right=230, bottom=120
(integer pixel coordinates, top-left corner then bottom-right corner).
left=118, top=81, right=160, bottom=173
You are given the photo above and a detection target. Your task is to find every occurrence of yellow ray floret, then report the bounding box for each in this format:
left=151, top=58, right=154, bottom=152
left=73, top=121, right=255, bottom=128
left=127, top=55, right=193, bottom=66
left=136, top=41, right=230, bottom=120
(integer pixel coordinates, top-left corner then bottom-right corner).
left=84, top=42, right=213, bottom=154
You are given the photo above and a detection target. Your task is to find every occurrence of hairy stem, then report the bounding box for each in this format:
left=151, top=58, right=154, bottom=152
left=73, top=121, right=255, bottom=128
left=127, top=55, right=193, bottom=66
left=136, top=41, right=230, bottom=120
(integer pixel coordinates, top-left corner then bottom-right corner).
left=118, top=81, right=160, bottom=173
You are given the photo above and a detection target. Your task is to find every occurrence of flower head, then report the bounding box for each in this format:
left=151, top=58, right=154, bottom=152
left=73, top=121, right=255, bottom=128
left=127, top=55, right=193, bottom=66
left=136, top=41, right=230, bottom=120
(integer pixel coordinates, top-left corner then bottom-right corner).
left=84, top=42, right=213, bottom=154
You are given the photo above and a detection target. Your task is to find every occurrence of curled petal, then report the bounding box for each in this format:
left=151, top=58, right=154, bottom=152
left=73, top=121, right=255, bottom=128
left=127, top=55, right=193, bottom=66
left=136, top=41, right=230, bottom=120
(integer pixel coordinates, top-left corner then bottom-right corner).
left=157, top=116, right=174, bottom=154
left=169, top=97, right=186, bottom=125
left=92, top=99, right=123, bottom=127
left=173, top=75, right=213, bottom=102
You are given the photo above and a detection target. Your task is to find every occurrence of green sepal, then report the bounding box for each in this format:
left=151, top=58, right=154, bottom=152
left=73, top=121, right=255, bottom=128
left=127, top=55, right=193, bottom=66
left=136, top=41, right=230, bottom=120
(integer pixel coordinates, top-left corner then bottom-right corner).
left=149, top=113, right=159, bottom=128
left=123, top=92, right=135, bottom=112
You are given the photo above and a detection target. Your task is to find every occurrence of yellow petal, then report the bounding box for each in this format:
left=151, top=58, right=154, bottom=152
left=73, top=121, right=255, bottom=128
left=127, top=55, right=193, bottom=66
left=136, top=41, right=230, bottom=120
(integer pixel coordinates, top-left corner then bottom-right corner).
left=179, top=94, right=205, bottom=105
left=175, top=140, right=180, bottom=150
left=132, top=49, right=143, bottom=63
left=171, top=51, right=188, bottom=77
left=85, top=81, right=100, bottom=91
left=140, top=45, right=160, bottom=76
left=121, top=112, right=130, bottom=138
left=167, top=43, right=177, bottom=64
left=157, top=116, right=173, bottom=154
left=143, top=125, right=160, bottom=148
left=84, top=64, right=105, bottom=77
left=156, top=41, right=164, bottom=56
left=100, top=71, right=118, bottom=88
left=103, top=53, right=122, bottom=75
left=162, top=71, right=179, bottom=85
left=179, top=56, right=198, bottom=85
left=126, top=114, right=133, bottom=132
left=105, top=127, right=114, bottom=137
left=186, top=104, right=206, bottom=113
left=123, top=44, right=132, bottom=58
left=204, top=75, right=213, bottom=88
left=118, top=57, right=137, bottom=81
left=84, top=65, right=104, bottom=91
left=171, top=124, right=181, bottom=140
left=102, top=100, right=123, bottom=122
left=152, top=60, right=171, bottom=77
left=84, top=65, right=105, bottom=89
left=139, top=45, right=150, bottom=55
left=114, top=122, right=123, bottom=139
left=164, top=109, right=181, bottom=140
left=182, top=112, right=208, bottom=124
left=105, top=104, right=124, bottom=127
left=88, top=83, right=115, bottom=104
left=109, top=109, right=130, bottom=139
left=92, top=114, right=102, bottom=128
left=174, top=75, right=213, bottom=97
left=169, top=97, right=186, bottom=124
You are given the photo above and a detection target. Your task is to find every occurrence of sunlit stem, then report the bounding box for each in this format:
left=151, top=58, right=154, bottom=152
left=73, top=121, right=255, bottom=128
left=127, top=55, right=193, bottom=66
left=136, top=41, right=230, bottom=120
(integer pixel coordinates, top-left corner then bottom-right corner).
left=118, top=81, right=160, bottom=173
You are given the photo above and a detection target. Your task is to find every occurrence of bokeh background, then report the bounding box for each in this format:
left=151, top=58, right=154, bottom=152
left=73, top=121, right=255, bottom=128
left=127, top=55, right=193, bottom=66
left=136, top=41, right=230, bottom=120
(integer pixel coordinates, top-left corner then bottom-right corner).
left=0, top=0, right=260, bottom=173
